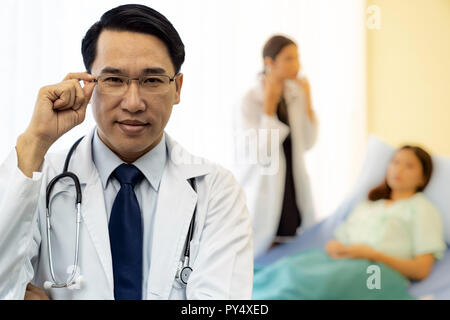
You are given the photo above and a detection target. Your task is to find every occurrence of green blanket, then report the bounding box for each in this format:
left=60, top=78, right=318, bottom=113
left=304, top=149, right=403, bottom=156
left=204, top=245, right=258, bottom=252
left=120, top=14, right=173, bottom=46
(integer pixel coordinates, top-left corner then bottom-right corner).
left=253, top=249, right=414, bottom=300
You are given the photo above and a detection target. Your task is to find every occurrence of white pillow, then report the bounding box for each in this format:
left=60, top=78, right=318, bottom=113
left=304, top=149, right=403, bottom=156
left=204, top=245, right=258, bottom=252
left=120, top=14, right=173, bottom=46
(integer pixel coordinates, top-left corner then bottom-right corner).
left=348, top=136, right=450, bottom=245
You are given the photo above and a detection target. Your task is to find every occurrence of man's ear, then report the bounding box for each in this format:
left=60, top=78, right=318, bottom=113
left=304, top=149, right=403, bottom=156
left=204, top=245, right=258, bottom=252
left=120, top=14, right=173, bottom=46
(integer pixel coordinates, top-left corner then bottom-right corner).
left=174, top=73, right=183, bottom=105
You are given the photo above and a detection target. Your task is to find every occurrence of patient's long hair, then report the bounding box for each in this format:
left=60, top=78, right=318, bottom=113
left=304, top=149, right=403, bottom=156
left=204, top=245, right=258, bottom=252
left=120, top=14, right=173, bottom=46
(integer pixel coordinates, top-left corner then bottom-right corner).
left=368, top=145, right=433, bottom=201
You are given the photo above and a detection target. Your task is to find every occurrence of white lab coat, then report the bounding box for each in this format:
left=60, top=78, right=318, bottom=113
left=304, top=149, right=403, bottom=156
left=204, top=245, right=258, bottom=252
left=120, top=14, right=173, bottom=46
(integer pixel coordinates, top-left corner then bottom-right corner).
left=233, top=77, right=318, bottom=259
left=0, top=128, right=253, bottom=299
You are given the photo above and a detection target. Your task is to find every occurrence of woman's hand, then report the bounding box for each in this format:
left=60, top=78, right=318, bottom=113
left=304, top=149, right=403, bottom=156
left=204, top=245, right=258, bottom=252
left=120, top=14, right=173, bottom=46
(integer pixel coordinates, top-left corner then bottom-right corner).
left=325, top=240, right=347, bottom=258
left=24, top=283, right=50, bottom=300
left=263, top=72, right=284, bottom=116
left=326, top=240, right=377, bottom=261
left=296, top=77, right=310, bottom=99
left=338, top=244, right=378, bottom=260
left=296, top=77, right=315, bottom=122
left=326, top=241, right=435, bottom=280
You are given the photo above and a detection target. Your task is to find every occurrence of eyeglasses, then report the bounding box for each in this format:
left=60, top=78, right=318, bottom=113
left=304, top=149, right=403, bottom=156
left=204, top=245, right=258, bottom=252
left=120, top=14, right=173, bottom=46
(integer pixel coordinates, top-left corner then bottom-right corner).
left=93, top=74, right=178, bottom=95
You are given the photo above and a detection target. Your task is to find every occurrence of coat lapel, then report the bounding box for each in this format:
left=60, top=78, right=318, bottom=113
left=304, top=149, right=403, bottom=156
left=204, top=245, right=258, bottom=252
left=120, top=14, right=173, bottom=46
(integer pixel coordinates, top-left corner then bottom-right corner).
left=146, top=163, right=197, bottom=298
left=79, top=178, right=114, bottom=294
left=146, top=135, right=211, bottom=299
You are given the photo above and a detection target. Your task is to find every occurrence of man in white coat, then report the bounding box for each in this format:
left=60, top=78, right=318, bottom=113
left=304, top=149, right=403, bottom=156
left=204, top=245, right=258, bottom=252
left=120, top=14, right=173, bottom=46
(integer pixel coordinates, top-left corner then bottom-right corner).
left=0, top=4, right=253, bottom=300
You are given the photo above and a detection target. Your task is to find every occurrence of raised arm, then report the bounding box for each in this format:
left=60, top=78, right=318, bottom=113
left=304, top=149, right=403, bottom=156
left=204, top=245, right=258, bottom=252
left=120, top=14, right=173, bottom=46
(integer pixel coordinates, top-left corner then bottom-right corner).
left=0, top=73, right=95, bottom=299
left=16, top=72, right=96, bottom=177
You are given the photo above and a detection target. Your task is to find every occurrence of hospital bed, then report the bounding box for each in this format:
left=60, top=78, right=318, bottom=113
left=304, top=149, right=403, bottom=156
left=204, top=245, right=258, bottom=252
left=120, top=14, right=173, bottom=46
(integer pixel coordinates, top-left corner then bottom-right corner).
left=254, top=136, right=450, bottom=299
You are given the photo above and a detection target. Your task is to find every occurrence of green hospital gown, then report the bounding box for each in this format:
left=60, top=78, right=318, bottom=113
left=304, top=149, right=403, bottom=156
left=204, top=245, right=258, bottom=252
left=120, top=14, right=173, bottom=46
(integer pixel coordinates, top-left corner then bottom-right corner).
left=335, top=192, right=446, bottom=260
left=252, top=193, right=446, bottom=300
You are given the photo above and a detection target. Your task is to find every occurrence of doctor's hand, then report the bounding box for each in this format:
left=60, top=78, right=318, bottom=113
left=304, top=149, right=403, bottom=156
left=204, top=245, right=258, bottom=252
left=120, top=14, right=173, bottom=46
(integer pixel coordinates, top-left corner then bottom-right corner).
left=16, top=73, right=96, bottom=177
left=24, top=283, right=50, bottom=300
left=26, top=72, right=96, bottom=146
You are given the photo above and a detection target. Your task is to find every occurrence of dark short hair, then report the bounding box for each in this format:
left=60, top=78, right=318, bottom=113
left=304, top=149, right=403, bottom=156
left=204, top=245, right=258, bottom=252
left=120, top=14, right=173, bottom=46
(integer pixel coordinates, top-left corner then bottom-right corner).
left=81, top=4, right=185, bottom=74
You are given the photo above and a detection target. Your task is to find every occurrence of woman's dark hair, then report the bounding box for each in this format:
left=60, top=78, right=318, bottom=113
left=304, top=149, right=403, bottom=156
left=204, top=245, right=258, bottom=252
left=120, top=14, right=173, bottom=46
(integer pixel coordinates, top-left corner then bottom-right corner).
left=81, top=4, right=185, bottom=74
left=368, top=145, right=433, bottom=201
left=262, top=35, right=296, bottom=60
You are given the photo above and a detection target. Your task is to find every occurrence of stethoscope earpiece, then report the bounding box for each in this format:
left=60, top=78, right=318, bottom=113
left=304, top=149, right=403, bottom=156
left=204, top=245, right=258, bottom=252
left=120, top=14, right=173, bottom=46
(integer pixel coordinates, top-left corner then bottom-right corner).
left=43, top=281, right=53, bottom=290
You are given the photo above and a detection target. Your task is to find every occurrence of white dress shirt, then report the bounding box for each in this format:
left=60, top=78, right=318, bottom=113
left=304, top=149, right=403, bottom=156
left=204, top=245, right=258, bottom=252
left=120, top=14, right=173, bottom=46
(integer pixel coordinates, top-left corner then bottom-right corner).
left=91, top=128, right=167, bottom=299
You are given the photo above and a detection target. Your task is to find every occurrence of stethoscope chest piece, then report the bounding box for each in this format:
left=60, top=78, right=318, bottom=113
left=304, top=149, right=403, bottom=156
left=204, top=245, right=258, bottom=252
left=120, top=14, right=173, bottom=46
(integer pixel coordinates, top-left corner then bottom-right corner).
left=176, top=177, right=197, bottom=286
left=180, top=266, right=193, bottom=285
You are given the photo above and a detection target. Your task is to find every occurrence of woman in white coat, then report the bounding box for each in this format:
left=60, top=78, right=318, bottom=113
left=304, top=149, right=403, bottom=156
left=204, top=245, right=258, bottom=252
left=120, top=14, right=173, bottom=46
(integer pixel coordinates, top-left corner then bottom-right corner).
left=234, top=35, right=318, bottom=259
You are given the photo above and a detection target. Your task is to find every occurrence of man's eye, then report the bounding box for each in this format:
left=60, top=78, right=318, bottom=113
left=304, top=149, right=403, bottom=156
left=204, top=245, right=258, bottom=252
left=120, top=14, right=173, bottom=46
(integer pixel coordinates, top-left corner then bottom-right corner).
left=104, top=77, right=124, bottom=83
left=144, top=77, right=164, bottom=84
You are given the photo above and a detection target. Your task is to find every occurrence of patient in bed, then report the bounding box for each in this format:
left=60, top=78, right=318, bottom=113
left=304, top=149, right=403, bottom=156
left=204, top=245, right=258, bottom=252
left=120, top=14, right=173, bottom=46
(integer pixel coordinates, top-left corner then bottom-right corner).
left=253, top=145, right=446, bottom=299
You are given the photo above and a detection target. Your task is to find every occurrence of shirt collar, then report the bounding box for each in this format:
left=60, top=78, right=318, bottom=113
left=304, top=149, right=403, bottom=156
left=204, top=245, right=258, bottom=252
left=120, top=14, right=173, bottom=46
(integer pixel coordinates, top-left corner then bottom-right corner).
left=92, top=128, right=167, bottom=191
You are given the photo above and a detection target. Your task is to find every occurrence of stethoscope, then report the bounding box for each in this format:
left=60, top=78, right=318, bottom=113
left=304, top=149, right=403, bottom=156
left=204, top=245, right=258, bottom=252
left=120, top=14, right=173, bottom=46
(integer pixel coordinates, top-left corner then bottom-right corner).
left=44, top=136, right=197, bottom=289
left=176, top=178, right=197, bottom=286
left=44, top=136, right=84, bottom=289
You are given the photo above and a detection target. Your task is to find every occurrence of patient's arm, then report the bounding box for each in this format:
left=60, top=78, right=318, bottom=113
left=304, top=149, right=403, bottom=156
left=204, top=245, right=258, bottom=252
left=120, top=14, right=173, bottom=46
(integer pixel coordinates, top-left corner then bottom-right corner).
left=325, top=240, right=435, bottom=281
left=369, top=251, right=434, bottom=281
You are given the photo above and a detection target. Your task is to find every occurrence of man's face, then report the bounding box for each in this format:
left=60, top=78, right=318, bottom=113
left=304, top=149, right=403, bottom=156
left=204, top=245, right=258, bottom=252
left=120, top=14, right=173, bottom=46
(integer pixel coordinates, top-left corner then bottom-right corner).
left=90, top=30, right=183, bottom=162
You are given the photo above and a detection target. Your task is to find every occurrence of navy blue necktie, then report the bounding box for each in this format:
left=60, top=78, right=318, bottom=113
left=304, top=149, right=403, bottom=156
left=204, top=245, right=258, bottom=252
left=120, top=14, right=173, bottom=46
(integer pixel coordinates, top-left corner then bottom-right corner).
left=109, top=163, right=144, bottom=300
